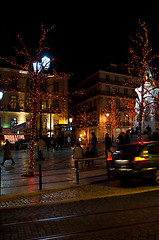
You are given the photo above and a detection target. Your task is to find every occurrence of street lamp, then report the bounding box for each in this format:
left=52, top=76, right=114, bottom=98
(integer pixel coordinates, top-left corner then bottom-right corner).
left=33, top=56, right=50, bottom=73
left=42, top=56, right=50, bottom=70
left=69, top=118, right=73, bottom=124
left=33, top=56, right=50, bottom=160
left=0, top=91, right=4, bottom=100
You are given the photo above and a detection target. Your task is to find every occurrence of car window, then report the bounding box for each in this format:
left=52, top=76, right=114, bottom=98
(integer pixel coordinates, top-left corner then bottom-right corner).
left=148, top=143, right=159, bottom=154
left=116, top=145, right=142, bottom=154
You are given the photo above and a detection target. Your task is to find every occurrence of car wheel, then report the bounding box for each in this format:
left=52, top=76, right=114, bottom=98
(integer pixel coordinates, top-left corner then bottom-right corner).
left=154, top=170, right=159, bottom=184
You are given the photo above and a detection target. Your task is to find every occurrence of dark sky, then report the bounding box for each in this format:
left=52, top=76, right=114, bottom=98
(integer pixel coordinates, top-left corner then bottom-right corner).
left=0, top=15, right=158, bottom=76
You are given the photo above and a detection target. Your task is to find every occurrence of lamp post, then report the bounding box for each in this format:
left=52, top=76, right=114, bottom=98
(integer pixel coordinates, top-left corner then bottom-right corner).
left=33, top=56, right=50, bottom=160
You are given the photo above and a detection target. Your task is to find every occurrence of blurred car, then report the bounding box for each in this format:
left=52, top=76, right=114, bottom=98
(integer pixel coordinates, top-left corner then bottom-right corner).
left=108, top=141, right=159, bottom=183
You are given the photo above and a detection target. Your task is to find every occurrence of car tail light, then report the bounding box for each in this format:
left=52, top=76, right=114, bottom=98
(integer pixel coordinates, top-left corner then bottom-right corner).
left=107, top=156, right=112, bottom=161
left=134, top=156, right=147, bottom=164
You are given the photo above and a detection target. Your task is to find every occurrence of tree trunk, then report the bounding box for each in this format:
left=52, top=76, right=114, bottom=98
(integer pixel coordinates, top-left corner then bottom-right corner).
left=28, top=74, right=38, bottom=176
left=137, top=84, right=144, bottom=142
left=28, top=113, right=36, bottom=176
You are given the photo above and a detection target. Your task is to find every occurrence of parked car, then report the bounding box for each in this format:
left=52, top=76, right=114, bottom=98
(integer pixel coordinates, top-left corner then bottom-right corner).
left=108, top=141, right=159, bottom=183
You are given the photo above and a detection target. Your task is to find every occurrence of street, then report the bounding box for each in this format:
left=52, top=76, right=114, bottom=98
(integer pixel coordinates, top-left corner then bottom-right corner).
left=1, top=191, right=159, bottom=239
left=1, top=144, right=159, bottom=239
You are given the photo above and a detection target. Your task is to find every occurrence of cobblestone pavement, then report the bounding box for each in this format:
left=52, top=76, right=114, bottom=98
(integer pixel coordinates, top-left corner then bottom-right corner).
left=1, top=191, right=159, bottom=239
left=0, top=178, right=159, bottom=209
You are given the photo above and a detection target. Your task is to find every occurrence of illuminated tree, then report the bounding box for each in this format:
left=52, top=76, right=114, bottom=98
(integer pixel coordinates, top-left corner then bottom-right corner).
left=122, top=97, right=136, bottom=128
left=102, top=97, right=122, bottom=138
left=0, top=24, right=60, bottom=176
left=102, top=96, right=136, bottom=139
left=128, top=19, right=159, bottom=141
left=75, top=106, right=97, bottom=147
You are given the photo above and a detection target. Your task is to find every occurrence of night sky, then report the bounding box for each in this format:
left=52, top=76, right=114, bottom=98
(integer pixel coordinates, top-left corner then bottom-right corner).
left=0, top=15, right=158, bottom=80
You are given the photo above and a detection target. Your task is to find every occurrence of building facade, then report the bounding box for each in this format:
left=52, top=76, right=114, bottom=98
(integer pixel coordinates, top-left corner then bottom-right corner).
left=74, top=65, right=136, bottom=143
left=0, top=67, right=69, bottom=144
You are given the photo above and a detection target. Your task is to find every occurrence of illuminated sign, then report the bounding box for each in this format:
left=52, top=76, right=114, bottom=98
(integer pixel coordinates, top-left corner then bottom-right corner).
left=4, top=135, right=25, bottom=143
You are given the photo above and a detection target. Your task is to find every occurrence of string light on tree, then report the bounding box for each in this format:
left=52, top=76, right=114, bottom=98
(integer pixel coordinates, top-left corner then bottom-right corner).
left=128, top=19, right=159, bottom=142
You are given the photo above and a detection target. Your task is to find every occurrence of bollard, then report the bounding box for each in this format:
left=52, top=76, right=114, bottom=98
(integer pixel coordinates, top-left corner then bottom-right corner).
left=39, top=164, right=42, bottom=190
left=0, top=167, right=1, bottom=195
left=75, top=160, right=79, bottom=184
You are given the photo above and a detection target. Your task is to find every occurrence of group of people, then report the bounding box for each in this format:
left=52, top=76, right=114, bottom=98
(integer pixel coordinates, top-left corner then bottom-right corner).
left=45, top=135, right=63, bottom=151
left=73, top=132, right=97, bottom=159
left=142, top=126, right=159, bottom=142
left=2, top=127, right=159, bottom=167
left=105, top=131, right=131, bottom=158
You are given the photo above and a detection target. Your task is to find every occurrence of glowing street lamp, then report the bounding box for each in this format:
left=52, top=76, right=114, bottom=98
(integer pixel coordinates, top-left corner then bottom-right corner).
left=33, top=56, right=50, bottom=73
left=42, top=56, right=50, bottom=70
left=0, top=91, right=3, bottom=100
left=69, top=118, right=73, bottom=123
left=33, top=56, right=51, bottom=161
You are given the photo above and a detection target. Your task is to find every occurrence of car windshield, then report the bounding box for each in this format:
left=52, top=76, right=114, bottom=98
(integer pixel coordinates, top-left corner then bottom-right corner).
left=115, top=145, right=143, bottom=154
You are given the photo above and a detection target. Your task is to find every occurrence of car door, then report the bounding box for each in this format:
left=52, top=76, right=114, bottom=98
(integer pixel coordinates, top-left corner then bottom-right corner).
left=147, top=143, right=159, bottom=169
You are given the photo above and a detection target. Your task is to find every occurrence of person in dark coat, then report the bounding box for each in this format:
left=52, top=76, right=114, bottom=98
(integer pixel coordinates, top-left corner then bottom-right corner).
left=1, top=139, right=15, bottom=166
left=91, top=132, right=97, bottom=149
left=117, top=132, right=127, bottom=146
left=105, top=133, right=113, bottom=159
left=91, top=132, right=98, bottom=158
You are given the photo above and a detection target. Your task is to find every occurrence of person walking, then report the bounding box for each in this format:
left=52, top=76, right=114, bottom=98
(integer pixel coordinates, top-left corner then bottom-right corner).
left=1, top=139, right=15, bottom=166
left=67, top=136, right=71, bottom=147
left=105, top=133, right=113, bottom=159
left=91, top=132, right=97, bottom=149
left=91, top=132, right=98, bottom=157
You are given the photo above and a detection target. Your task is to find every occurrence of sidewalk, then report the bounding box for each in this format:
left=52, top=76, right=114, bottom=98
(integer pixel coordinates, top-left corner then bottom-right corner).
left=1, top=178, right=159, bottom=209
left=0, top=144, right=107, bottom=196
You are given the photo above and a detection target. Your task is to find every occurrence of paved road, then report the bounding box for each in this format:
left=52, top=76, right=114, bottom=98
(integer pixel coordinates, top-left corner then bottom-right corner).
left=1, top=191, right=159, bottom=239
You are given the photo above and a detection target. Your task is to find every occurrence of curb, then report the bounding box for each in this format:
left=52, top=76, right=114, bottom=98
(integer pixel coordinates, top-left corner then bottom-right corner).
left=0, top=182, right=89, bottom=201
left=1, top=180, right=159, bottom=210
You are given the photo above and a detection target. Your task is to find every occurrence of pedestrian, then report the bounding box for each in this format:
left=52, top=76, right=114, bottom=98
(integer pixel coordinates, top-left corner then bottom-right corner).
left=57, top=134, right=63, bottom=150
left=91, top=132, right=98, bottom=157
left=117, top=132, right=126, bottom=146
left=105, top=133, right=113, bottom=159
left=91, top=132, right=97, bottom=149
left=146, top=125, right=152, bottom=135
left=51, top=136, right=56, bottom=151
left=45, top=137, right=51, bottom=151
left=1, top=139, right=15, bottom=166
left=73, top=143, right=85, bottom=159
left=67, top=136, right=71, bottom=147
